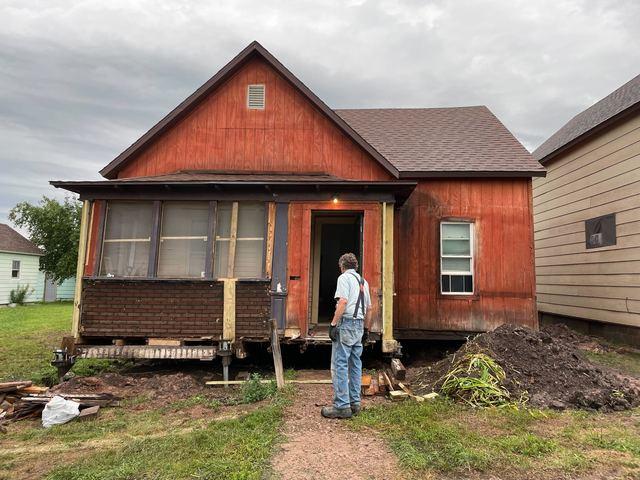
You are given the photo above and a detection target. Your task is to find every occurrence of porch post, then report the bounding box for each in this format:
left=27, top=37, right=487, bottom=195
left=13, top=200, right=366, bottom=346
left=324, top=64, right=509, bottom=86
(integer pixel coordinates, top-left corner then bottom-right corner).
left=223, top=278, right=236, bottom=343
left=381, top=202, right=397, bottom=353
left=71, top=199, right=91, bottom=339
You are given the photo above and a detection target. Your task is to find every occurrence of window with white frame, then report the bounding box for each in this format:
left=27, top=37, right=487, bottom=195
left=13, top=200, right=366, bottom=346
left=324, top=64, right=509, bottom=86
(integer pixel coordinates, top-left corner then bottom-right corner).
left=440, top=222, right=474, bottom=294
left=157, top=202, right=209, bottom=278
left=11, top=260, right=20, bottom=278
left=100, top=202, right=154, bottom=277
left=214, top=202, right=266, bottom=278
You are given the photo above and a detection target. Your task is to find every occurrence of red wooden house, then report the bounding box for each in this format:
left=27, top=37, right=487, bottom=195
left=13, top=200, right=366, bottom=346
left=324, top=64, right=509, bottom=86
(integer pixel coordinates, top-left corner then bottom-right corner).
left=53, top=42, right=545, bottom=362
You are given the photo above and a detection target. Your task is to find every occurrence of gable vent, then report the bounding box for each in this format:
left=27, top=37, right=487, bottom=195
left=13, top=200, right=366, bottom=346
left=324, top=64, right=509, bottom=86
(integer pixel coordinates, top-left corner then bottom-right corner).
left=247, top=84, right=265, bottom=109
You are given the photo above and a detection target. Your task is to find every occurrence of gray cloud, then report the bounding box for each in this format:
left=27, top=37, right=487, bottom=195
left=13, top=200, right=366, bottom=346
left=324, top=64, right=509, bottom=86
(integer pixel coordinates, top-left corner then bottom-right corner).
left=1, top=0, right=639, bottom=224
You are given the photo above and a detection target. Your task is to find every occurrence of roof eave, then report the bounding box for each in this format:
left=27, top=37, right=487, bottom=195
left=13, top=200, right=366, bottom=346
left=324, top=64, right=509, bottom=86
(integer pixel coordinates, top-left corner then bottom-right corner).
left=535, top=101, right=640, bottom=165
left=398, top=170, right=547, bottom=179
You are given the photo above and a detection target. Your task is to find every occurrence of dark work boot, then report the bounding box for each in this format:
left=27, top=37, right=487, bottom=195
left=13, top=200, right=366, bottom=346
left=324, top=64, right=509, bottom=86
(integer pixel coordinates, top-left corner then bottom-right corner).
left=350, top=403, right=361, bottom=416
left=321, top=406, right=352, bottom=419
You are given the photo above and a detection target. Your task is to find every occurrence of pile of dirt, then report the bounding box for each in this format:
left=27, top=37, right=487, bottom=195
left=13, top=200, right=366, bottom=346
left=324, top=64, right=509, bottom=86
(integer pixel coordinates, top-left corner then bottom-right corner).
left=52, top=372, right=233, bottom=408
left=409, top=324, right=640, bottom=411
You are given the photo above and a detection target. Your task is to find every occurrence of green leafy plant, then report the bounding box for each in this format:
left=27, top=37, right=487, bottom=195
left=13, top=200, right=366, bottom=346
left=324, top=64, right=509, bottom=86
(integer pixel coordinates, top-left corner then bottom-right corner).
left=9, top=284, right=32, bottom=305
left=9, top=196, right=81, bottom=283
left=439, top=352, right=519, bottom=408
left=241, top=373, right=277, bottom=404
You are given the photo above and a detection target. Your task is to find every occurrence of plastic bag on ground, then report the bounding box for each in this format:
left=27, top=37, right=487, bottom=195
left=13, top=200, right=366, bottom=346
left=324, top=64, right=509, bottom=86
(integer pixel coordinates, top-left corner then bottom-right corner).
left=42, top=395, right=80, bottom=428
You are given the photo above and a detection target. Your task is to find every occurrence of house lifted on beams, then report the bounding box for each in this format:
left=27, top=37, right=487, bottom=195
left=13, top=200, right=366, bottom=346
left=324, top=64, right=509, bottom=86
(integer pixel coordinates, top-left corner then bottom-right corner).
left=53, top=41, right=545, bottom=364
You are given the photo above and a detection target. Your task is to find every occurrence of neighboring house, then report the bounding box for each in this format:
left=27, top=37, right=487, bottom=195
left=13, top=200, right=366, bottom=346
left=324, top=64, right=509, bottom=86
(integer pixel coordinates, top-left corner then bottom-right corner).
left=0, top=223, right=43, bottom=304
left=52, top=41, right=545, bottom=361
left=34, top=272, right=77, bottom=302
left=533, top=73, right=640, bottom=344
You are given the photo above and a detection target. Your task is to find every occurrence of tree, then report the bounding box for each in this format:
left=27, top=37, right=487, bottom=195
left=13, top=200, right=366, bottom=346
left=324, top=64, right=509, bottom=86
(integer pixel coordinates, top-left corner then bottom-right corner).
left=9, top=196, right=82, bottom=283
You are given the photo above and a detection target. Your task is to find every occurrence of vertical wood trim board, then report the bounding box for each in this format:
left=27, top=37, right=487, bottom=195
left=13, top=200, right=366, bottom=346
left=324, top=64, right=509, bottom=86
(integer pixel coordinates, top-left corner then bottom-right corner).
left=227, top=202, right=239, bottom=277
left=72, top=200, right=91, bottom=338
left=223, top=278, right=237, bottom=342
left=381, top=202, right=397, bottom=352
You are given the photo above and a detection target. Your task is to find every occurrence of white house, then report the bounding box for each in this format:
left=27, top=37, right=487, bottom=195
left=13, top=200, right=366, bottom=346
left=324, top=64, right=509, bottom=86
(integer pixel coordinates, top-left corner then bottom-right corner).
left=0, top=223, right=43, bottom=304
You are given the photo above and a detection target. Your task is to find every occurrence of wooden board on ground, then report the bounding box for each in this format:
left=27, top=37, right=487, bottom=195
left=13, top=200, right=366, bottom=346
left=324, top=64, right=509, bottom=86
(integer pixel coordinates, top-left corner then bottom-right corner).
left=78, top=405, right=100, bottom=420
left=0, top=381, right=32, bottom=393
left=206, top=379, right=332, bottom=386
left=389, top=390, right=409, bottom=401
left=390, top=358, right=406, bottom=380
left=271, top=319, right=285, bottom=389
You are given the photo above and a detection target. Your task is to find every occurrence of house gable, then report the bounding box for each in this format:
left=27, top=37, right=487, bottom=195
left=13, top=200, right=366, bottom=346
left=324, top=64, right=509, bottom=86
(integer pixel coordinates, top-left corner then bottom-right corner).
left=105, top=42, right=396, bottom=181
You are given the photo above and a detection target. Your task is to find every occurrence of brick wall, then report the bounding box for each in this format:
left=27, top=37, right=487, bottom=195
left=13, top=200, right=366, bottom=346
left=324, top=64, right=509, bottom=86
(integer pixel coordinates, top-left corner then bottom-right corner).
left=80, top=279, right=271, bottom=340
left=236, top=281, right=271, bottom=338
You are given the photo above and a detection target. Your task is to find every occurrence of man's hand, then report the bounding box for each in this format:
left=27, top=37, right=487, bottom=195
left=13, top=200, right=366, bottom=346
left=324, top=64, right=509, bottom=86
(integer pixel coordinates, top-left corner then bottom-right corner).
left=362, top=328, right=369, bottom=344
left=329, top=324, right=339, bottom=342
left=332, top=298, right=347, bottom=326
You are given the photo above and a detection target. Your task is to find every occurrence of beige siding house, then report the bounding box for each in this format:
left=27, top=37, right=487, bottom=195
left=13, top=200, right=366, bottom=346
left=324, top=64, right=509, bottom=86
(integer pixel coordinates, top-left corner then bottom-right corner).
left=533, top=74, right=640, bottom=341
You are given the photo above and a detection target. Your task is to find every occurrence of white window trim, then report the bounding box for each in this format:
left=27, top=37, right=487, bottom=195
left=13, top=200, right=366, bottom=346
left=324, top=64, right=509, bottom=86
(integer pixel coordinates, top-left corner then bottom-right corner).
left=440, top=221, right=474, bottom=295
left=11, top=260, right=20, bottom=279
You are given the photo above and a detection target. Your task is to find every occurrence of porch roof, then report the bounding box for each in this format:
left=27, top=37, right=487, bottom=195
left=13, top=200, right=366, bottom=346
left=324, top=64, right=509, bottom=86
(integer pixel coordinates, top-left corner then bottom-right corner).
left=51, top=171, right=417, bottom=205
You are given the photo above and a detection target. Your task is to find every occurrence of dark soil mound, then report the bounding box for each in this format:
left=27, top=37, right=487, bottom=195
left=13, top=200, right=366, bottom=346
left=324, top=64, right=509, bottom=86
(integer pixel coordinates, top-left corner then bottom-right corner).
left=52, top=372, right=234, bottom=408
left=409, top=324, right=640, bottom=411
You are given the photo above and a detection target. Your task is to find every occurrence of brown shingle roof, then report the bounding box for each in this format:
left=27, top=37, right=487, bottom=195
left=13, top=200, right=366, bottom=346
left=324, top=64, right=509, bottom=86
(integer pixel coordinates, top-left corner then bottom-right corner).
left=0, top=224, right=43, bottom=256
left=336, top=106, right=545, bottom=177
left=533, top=73, right=640, bottom=164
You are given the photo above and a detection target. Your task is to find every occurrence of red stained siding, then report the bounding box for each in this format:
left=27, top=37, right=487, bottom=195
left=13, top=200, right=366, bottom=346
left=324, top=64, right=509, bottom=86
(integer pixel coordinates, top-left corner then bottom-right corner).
left=84, top=200, right=105, bottom=277
left=394, top=179, right=537, bottom=334
left=117, top=57, right=392, bottom=181
left=286, top=201, right=382, bottom=336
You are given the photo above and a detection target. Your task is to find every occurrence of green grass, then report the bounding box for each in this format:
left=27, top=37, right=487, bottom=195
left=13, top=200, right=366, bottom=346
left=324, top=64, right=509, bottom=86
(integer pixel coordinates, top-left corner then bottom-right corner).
left=350, top=399, right=640, bottom=478
left=44, top=401, right=286, bottom=480
left=0, top=302, right=124, bottom=384
left=584, top=349, right=640, bottom=377
left=0, top=301, right=289, bottom=480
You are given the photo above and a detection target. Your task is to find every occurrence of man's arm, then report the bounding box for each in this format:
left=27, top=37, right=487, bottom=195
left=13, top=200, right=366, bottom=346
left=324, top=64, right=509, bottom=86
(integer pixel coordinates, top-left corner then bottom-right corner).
left=331, top=298, right=347, bottom=326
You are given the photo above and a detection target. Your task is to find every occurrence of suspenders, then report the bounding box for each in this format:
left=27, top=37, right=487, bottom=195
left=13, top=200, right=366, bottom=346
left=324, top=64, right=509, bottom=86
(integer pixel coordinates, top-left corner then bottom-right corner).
left=349, top=272, right=366, bottom=320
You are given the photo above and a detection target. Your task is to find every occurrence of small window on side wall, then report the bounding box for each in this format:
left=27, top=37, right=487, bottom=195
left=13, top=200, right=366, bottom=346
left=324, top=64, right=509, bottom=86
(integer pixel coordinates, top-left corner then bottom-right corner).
left=11, top=260, right=20, bottom=278
left=441, top=222, right=474, bottom=295
left=585, top=213, right=616, bottom=249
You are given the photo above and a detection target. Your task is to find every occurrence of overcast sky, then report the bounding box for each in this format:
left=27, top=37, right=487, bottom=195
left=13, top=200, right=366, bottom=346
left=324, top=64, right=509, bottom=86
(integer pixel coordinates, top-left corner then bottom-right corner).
left=1, top=0, right=639, bottom=227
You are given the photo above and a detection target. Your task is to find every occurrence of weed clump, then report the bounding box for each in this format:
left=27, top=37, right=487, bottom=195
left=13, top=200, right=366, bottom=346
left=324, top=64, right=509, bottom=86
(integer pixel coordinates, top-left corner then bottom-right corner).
left=439, top=353, right=519, bottom=408
left=241, top=373, right=277, bottom=403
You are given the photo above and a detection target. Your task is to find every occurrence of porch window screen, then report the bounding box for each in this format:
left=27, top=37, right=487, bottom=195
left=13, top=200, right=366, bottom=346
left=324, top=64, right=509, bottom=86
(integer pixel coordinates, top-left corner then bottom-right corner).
left=214, top=202, right=265, bottom=278
left=100, top=202, right=154, bottom=277
left=157, top=202, right=209, bottom=278
left=440, top=222, right=474, bottom=294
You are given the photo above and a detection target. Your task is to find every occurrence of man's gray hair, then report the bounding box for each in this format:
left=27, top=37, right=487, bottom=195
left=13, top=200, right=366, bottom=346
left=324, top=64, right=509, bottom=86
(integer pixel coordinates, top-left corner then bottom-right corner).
left=338, top=253, right=358, bottom=271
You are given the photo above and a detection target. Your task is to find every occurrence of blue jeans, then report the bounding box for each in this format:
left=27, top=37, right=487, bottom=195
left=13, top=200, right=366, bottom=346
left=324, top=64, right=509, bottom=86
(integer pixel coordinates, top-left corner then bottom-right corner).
left=331, top=316, right=364, bottom=409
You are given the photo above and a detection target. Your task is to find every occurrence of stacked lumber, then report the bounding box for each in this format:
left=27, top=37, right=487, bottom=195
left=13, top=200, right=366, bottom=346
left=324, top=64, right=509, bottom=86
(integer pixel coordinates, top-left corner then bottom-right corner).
left=360, top=359, right=439, bottom=403
left=0, top=381, right=49, bottom=426
left=0, top=381, right=120, bottom=431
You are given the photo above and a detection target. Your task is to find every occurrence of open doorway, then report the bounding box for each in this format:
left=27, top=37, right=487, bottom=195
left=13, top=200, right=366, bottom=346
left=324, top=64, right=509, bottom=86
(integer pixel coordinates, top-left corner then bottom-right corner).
left=309, top=213, right=362, bottom=336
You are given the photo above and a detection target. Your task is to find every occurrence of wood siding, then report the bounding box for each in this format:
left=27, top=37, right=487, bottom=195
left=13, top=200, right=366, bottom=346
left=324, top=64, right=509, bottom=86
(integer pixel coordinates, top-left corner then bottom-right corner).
left=533, top=114, right=640, bottom=327
left=286, top=201, right=382, bottom=335
left=395, top=179, right=537, bottom=333
left=116, top=57, right=391, bottom=181
left=0, top=252, right=42, bottom=304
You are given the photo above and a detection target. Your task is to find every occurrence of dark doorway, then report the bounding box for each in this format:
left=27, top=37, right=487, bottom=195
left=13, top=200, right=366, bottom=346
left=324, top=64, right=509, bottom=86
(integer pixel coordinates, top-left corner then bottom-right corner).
left=310, top=213, right=362, bottom=334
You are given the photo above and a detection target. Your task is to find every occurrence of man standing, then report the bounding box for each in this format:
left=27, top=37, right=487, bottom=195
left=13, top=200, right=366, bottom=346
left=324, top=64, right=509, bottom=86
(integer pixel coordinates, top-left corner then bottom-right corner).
left=321, top=253, right=372, bottom=419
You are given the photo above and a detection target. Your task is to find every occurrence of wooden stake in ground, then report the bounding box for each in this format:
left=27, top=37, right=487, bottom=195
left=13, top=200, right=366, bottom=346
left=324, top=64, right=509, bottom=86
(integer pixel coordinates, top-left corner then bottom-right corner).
left=271, top=319, right=285, bottom=389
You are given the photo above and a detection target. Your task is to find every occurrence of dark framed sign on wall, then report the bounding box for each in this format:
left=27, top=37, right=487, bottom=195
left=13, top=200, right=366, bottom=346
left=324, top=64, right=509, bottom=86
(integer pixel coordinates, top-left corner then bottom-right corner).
left=585, top=213, right=616, bottom=249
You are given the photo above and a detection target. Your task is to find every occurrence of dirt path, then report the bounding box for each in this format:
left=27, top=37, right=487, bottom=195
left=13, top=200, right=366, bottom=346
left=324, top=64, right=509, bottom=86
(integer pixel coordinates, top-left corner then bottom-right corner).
left=271, top=383, right=403, bottom=480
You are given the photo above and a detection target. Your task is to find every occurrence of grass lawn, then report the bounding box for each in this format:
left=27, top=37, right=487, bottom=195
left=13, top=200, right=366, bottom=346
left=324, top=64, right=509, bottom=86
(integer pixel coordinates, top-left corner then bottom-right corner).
left=0, top=303, right=287, bottom=479
left=351, top=399, right=640, bottom=478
